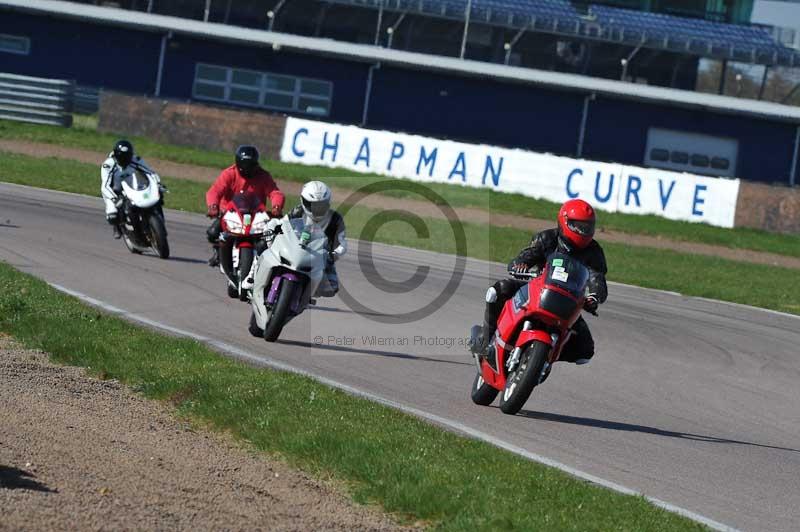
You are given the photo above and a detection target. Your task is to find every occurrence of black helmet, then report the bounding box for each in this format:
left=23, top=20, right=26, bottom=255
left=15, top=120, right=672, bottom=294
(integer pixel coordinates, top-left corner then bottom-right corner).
left=235, top=145, right=260, bottom=178
left=113, top=140, right=134, bottom=168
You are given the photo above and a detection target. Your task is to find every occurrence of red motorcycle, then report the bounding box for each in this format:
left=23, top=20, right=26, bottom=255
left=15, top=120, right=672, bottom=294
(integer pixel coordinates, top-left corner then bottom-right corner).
left=219, top=193, right=271, bottom=301
left=470, top=252, right=595, bottom=415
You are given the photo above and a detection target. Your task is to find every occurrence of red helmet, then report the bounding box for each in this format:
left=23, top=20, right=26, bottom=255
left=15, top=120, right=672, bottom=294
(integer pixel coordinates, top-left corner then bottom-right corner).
left=558, top=199, right=596, bottom=250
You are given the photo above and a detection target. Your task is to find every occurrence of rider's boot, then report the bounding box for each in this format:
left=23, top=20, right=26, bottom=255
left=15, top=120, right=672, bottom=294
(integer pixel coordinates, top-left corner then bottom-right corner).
left=470, top=321, right=496, bottom=358
left=208, top=244, right=220, bottom=268
left=112, top=224, right=122, bottom=239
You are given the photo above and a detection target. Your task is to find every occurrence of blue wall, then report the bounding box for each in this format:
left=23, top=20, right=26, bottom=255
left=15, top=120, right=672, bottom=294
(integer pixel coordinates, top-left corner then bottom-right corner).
left=158, top=35, right=370, bottom=124
left=368, top=66, right=585, bottom=156
left=584, top=97, right=796, bottom=184
left=0, top=9, right=795, bottom=184
left=0, top=12, right=162, bottom=93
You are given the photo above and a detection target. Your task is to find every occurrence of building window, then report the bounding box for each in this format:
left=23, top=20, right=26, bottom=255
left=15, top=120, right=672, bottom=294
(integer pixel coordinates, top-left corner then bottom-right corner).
left=710, top=157, right=730, bottom=170
left=690, top=154, right=710, bottom=168
left=670, top=151, right=689, bottom=164
left=649, top=148, right=669, bottom=162
left=0, top=34, right=30, bottom=55
left=192, top=63, right=332, bottom=116
left=644, top=128, right=738, bottom=178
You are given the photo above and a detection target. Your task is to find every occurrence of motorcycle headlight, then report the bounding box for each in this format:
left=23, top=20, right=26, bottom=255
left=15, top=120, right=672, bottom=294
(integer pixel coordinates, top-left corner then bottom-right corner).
left=226, top=218, right=243, bottom=234
left=251, top=220, right=268, bottom=234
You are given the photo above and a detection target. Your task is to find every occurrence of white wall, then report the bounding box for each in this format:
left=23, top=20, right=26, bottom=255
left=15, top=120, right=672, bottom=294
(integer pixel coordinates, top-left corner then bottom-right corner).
left=280, top=117, right=741, bottom=228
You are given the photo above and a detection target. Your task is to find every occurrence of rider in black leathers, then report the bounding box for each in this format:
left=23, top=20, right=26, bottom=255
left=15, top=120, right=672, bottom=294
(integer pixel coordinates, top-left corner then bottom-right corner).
left=472, top=199, right=608, bottom=365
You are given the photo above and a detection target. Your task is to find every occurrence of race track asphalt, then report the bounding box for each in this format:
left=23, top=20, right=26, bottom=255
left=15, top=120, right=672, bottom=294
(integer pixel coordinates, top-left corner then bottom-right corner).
left=1, top=183, right=798, bottom=531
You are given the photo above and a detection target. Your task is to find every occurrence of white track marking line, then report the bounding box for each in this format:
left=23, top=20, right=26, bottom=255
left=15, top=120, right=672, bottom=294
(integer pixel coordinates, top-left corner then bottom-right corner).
left=49, top=282, right=738, bottom=532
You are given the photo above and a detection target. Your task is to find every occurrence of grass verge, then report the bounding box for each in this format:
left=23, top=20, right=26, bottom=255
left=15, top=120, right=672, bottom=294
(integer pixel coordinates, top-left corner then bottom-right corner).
left=0, top=261, right=704, bottom=531
left=1, top=151, right=798, bottom=315
left=2, top=118, right=798, bottom=258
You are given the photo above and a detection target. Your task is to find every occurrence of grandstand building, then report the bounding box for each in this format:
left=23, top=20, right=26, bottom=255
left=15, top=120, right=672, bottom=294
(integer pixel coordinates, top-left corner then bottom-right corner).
left=1, top=0, right=800, bottom=185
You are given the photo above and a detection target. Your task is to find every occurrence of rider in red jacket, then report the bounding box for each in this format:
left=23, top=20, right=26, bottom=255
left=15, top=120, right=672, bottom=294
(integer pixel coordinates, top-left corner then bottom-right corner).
left=206, top=145, right=285, bottom=266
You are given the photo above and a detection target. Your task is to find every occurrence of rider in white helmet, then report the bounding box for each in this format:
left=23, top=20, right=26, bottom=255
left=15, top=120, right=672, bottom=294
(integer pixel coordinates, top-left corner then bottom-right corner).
left=287, top=181, right=346, bottom=297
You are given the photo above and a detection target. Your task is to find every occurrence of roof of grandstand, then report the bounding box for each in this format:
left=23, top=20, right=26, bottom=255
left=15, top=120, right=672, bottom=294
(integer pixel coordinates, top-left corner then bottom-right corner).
left=5, top=0, right=800, bottom=123
left=328, top=0, right=799, bottom=66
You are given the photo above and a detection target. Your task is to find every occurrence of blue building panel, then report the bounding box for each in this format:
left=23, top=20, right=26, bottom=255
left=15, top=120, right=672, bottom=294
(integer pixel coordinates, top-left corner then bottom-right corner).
left=368, top=66, right=585, bottom=155
left=584, top=97, right=796, bottom=184
left=0, top=11, right=162, bottom=93
left=158, top=35, right=370, bottom=123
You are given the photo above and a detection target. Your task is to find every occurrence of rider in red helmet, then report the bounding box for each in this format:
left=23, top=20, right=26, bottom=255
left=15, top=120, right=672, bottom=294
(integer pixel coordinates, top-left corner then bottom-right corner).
left=471, top=198, right=608, bottom=365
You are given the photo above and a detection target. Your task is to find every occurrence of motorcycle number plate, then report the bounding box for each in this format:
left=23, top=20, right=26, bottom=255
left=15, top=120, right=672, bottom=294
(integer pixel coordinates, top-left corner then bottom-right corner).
left=244, top=214, right=252, bottom=225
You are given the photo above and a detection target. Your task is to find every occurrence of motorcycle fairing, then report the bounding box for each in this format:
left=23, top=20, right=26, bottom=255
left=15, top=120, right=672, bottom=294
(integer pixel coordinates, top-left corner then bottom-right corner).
left=250, top=216, right=327, bottom=330
left=120, top=172, right=160, bottom=209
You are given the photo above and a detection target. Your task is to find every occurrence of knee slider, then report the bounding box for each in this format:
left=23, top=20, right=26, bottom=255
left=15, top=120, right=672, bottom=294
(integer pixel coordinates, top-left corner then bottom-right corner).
left=485, top=287, right=498, bottom=303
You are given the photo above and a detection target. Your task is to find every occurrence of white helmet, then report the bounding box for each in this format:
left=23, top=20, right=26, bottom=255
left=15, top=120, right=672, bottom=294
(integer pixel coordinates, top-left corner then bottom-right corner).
left=300, top=181, right=332, bottom=222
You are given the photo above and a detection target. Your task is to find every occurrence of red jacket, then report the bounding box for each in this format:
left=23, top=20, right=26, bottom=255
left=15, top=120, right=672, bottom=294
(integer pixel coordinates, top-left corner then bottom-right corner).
left=206, top=164, right=285, bottom=215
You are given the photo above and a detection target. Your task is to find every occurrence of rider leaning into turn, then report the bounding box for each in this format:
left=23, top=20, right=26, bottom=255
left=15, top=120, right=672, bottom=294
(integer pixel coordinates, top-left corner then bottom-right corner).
left=285, top=181, right=346, bottom=298
left=205, top=145, right=285, bottom=267
left=472, top=198, right=608, bottom=365
left=100, top=139, right=161, bottom=239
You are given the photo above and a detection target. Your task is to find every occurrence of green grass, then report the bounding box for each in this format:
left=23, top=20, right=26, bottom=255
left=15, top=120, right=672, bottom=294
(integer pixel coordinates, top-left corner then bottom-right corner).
left=0, top=262, right=704, bottom=531
left=2, top=118, right=798, bottom=258
left=1, top=151, right=797, bottom=315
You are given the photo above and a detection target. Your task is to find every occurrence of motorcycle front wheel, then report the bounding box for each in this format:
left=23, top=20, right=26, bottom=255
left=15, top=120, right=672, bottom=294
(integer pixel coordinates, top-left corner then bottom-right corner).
left=263, top=279, right=297, bottom=342
left=122, top=231, right=142, bottom=254
left=237, top=247, right=254, bottom=302
left=499, top=340, right=550, bottom=415
left=148, top=214, right=170, bottom=259
left=470, top=371, right=499, bottom=406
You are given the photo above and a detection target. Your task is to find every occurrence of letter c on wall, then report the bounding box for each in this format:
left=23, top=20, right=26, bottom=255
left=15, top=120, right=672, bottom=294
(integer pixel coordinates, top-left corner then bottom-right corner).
left=292, top=128, right=308, bottom=157
left=566, top=168, right=582, bottom=198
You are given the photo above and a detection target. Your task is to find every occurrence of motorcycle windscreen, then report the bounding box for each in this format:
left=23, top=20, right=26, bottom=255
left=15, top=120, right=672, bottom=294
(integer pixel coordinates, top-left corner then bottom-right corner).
left=121, top=169, right=150, bottom=191
left=231, top=193, right=264, bottom=213
left=544, top=253, right=590, bottom=298
left=288, top=217, right=327, bottom=245
left=539, top=253, right=590, bottom=320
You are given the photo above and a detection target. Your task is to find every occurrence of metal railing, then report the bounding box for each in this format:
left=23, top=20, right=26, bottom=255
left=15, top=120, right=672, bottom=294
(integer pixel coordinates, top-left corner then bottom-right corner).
left=74, top=85, right=101, bottom=115
left=0, top=72, right=74, bottom=127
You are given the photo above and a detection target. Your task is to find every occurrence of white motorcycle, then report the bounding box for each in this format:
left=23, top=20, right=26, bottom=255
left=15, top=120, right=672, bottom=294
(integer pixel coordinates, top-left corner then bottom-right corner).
left=117, top=169, right=169, bottom=259
left=248, top=216, right=328, bottom=342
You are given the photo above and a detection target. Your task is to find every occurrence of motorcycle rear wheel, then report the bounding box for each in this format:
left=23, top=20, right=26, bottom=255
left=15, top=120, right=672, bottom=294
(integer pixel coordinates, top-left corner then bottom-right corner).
left=470, top=371, right=499, bottom=406
left=499, top=340, right=550, bottom=415
left=263, top=279, right=297, bottom=342
left=148, top=214, right=170, bottom=259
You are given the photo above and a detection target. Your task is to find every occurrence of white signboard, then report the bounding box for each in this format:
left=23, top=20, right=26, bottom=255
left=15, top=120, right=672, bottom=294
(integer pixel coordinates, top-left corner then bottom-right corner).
left=280, top=117, right=741, bottom=228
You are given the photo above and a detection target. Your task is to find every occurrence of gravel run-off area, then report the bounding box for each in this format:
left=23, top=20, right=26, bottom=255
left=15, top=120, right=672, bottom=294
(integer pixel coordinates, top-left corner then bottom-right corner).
left=0, top=334, right=414, bottom=531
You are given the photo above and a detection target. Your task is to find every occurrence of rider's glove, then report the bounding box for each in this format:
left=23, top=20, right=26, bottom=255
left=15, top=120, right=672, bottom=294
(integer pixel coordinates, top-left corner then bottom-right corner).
left=510, top=261, right=530, bottom=275
left=271, top=205, right=283, bottom=218
left=583, top=294, right=599, bottom=313
left=207, top=204, right=219, bottom=218
left=328, top=251, right=337, bottom=263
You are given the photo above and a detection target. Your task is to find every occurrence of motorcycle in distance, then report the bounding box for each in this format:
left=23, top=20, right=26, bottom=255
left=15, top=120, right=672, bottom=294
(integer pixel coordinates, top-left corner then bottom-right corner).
left=469, top=252, right=596, bottom=415
left=248, top=215, right=327, bottom=342
left=219, top=193, right=271, bottom=302
left=117, top=169, right=169, bottom=259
